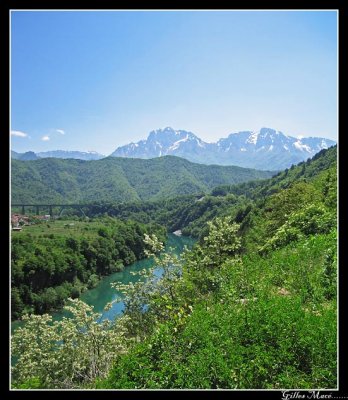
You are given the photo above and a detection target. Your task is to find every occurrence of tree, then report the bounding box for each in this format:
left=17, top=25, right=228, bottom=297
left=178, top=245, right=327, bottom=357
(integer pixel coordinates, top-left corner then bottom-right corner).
left=11, top=298, right=130, bottom=389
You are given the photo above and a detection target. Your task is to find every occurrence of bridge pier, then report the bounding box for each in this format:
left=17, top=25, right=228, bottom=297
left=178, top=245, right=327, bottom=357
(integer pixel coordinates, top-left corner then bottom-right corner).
left=12, top=204, right=89, bottom=218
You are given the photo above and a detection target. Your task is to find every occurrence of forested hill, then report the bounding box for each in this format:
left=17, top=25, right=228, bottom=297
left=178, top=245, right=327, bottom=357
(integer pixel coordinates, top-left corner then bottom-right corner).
left=11, top=155, right=274, bottom=203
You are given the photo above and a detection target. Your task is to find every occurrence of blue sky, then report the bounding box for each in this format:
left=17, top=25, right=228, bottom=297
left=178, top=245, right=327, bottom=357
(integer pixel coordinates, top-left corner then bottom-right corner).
left=11, top=10, right=337, bottom=155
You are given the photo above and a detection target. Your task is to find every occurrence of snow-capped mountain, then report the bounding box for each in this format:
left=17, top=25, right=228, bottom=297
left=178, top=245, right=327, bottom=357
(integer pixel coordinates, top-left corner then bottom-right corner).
left=112, top=127, right=210, bottom=160
left=110, top=127, right=336, bottom=170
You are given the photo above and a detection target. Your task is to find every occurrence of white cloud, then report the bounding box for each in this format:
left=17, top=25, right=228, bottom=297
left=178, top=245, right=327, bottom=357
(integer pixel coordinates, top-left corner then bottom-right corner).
left=56, top=129, right=65, bottom=135
left=41, top=135, right=50, bottom=141
left=11, top=130, right=28, bottom=138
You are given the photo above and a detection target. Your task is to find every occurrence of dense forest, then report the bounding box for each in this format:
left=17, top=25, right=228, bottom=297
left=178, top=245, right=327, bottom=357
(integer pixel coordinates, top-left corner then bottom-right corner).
left=11, top=146, right=337, bottom=389
left=11, top=218, right=165, bottom=319
left=11, top=155, right=274, bottom=203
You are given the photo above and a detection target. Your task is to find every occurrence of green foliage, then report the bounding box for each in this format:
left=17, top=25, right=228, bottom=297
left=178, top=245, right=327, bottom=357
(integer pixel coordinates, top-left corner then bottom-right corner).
left=262, top=181, right=321, bottom=232
left=202, top=217, right=241, bottom=263
left=259, top=203, right=336, bottom=254
left=182, top=218, right=242, bottom=296
left=101, top=297, right=336, bottom=389
left=12, top=377, right=43, bottom=389
left=235, top=155, right=337, bottom=253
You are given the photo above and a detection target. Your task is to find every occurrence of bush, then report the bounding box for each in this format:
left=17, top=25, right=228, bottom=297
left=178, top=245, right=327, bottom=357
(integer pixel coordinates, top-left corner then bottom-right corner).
left=259, top=204, right=335, bottom=254
left=102, top=294, right=336, bottom=389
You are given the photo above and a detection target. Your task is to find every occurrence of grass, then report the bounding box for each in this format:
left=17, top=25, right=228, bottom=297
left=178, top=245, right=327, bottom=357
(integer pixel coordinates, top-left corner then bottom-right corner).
left=12, top=219, right=105, bottom=239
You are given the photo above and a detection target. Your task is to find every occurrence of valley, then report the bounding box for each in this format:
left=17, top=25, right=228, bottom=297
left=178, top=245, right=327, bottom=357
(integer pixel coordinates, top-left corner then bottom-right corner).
left=11, top=146, right=337, bottom=389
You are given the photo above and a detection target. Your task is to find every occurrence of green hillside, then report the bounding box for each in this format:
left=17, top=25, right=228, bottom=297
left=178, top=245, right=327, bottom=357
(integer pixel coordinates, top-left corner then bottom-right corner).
left=11, top=156, right=274, bottom=204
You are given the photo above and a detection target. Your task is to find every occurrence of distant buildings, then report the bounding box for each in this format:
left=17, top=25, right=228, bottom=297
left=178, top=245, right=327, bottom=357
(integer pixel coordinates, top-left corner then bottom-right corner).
left=10, top=213, right=51, bottom=230
left=11, top=213, right=29, bottom=228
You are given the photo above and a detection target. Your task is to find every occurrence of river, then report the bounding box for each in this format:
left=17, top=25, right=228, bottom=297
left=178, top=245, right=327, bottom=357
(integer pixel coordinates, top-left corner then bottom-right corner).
left=11, top=234, right=195, bottom=332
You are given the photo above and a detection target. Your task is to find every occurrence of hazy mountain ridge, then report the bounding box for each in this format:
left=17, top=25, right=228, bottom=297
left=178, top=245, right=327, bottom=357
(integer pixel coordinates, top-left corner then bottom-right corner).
left=11, top=150, right=40, bottom=161
left=11, top=150, right=105, bottom=161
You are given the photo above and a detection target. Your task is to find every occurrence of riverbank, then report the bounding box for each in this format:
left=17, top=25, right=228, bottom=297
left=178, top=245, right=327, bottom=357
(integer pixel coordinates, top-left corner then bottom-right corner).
left=11, top=234, right=195, bottom=333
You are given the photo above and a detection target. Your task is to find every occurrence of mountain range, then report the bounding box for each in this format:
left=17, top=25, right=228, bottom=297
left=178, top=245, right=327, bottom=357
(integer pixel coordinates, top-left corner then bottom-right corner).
left=11, top=127, right=336, bottom=170
left=111, top=127, right=336, bottom=170
left=11, top=156, right=274, bottom=204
